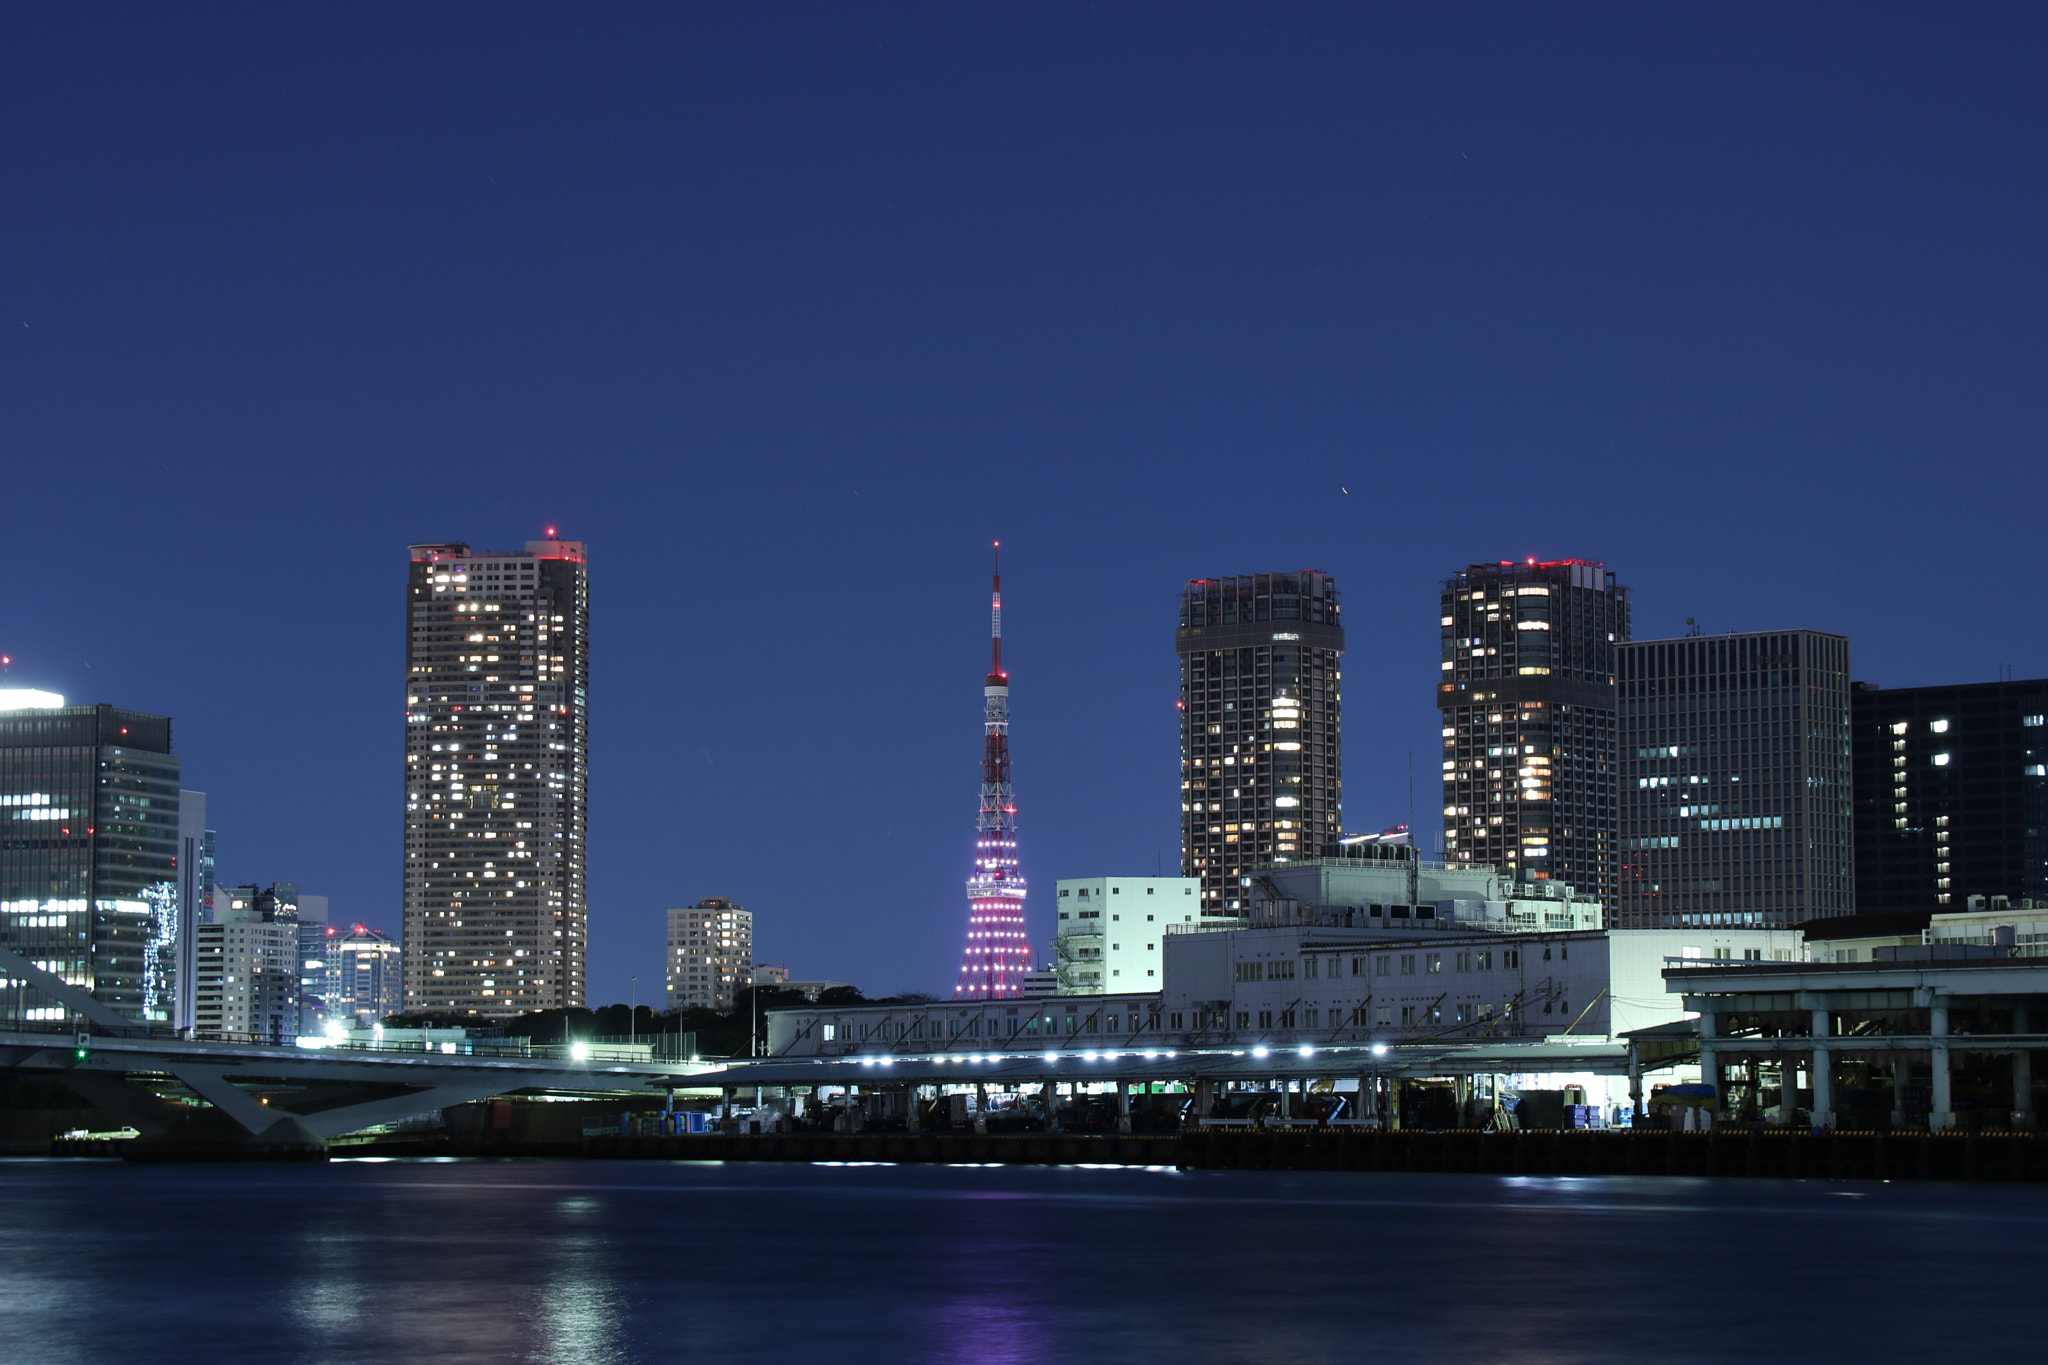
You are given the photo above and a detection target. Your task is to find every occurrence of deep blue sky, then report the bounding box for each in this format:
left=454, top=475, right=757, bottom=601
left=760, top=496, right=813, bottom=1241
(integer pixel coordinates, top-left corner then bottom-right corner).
left=6, top=5, right=2045, bottom=1003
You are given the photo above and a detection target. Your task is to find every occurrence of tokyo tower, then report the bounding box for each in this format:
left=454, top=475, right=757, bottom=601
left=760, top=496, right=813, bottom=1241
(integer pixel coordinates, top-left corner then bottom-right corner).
left=953, top=544, right=1032, bottom=998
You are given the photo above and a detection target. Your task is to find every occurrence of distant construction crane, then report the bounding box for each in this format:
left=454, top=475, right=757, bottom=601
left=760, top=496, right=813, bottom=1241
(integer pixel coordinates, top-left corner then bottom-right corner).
left=953, top=543, right=1032, bottom=998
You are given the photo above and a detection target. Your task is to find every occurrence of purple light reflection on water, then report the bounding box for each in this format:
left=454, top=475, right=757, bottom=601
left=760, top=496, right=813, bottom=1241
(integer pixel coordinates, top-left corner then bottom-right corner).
left=1, top=1160, right=2044, bottom=1364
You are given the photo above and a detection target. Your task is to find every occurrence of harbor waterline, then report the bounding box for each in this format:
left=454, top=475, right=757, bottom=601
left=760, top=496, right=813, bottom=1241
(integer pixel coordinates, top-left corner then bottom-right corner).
left=2, top=1159, right=2044, bottom=1364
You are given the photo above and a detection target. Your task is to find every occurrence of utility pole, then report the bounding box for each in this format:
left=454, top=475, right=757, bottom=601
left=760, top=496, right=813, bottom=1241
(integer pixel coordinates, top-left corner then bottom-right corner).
left=630, top=976, right=637, bottom=1047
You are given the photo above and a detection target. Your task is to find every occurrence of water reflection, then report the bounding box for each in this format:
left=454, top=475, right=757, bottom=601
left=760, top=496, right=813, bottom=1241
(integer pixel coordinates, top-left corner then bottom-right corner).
left=3, top=1161, right=2046, bottom=1364
left=533, top=1196, right=624, bottom=1365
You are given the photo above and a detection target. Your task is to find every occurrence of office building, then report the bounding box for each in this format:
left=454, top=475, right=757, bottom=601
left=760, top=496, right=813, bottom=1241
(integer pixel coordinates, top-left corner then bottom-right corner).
left=1052, top=876, right=1202, bottom=994
left=294, top=892, right=331, bottom=1031
left=1438, top=560, right=1628, bottom=908
left=174, top=790, right=213, bottom=1033
left=1851, top=678, right=2048, bottom=910
left=667, top=898, right=753, bottom=1012
left=1178, top=571, right=1344, bottom=915
left=333, top=925, right=403, bottom=1024
left=403, top=536, right=590, bottom=1017
left=194, top=895, right=298, bottom=1042
left=1616, top=630, right=1854, bottom=928
left=0, top=693, right=182, bottom=1025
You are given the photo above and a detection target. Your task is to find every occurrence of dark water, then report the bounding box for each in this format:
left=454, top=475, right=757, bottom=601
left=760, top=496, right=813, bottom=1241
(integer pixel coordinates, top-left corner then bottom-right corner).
left=1, top=1158, right=2041, bottom=1363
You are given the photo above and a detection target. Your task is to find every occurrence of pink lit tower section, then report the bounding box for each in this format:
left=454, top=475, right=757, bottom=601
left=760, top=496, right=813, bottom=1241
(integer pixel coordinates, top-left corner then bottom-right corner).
left=953, top=545, right=1032, bottom=998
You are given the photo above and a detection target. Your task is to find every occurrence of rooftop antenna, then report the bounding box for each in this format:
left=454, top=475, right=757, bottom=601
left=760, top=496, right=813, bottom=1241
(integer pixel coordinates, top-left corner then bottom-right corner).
left=1685, top=617, right=1701, bottom=638
left=989, top=541, right=1003, bottom=683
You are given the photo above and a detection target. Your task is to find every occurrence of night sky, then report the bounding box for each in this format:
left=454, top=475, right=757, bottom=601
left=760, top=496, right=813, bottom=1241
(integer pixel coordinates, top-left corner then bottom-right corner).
left=6, top=6, right=2045, bottom=1004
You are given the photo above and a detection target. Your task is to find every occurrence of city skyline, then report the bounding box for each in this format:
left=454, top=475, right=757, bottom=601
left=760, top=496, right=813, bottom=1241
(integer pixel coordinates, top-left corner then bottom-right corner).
left=8, top=8, right=2047, bottom=1002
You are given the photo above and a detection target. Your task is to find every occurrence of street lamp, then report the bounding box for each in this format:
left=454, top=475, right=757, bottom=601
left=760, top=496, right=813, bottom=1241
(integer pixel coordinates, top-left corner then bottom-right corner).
left=630, top=976, right=638, bottom=1048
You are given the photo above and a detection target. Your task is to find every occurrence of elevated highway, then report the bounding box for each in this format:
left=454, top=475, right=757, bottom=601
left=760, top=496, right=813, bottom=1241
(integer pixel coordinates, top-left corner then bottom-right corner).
left=0, top=944, right=690, bottom=1153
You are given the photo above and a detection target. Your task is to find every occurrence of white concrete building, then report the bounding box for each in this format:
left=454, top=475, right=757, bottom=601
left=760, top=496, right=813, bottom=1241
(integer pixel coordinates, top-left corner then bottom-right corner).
left=193, top=911, right=298, bottom=1043
left=667, top=898, right=753, bottom=1012
left=1053, top=876, right=1202, bottom=994
left=1805, top=901, right=2048, bottom=964
left=764, top=921, right=1801, bottom=1058
left=1159, top=923, right=1802, bottom=1045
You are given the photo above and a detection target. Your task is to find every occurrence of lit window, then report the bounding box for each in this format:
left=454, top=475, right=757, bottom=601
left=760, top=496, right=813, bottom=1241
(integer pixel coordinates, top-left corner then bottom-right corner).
left=1930, top=719, right=1950, bottom=734
left=1933, top=753, right=1951, bottom=767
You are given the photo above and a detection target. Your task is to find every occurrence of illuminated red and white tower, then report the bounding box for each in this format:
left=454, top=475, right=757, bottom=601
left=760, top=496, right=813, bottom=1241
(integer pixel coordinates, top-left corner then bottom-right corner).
left=954, top=544, right=1032, bottom=998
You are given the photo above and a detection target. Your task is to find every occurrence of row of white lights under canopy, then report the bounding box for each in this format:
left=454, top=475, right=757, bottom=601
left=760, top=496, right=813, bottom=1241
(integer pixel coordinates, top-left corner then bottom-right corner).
left=831, top=1042, right=1393, bottom=1068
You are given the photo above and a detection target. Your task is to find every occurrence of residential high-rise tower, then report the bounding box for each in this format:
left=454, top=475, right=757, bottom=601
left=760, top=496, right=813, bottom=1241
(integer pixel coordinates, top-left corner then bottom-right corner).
left=1179, top=572, right=1344, bottom=916
left=1438, top=560, right=1627, bottom=909
left=1616, top=630, right=1854, bottom=927
left=667, top=898, right=754, bottom=1012
left=402, top=537, right=589, bottom=1017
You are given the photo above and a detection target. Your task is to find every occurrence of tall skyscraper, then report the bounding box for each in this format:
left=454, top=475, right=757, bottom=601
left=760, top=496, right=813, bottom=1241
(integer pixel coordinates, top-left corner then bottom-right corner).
left=954, top=548, right=1032, bottom=997
left=403, top=537, right=589, bottom=1017
left=295, top=892, right=330, bottom=1031
left=1851, top=677, right=2048, bottom=910
left=1438, top=560, right=1627, bottom=908
left=1616, top=630, right=1853, bottom=928
left=667, top=898, right=753, bottom=1012
left=0, top=694, right=182, bottom=1025
left=1179, top=571, right=1344, bottom=916
left=334, top=925, right=403, bottom=1024
left=174, top=789, right=212, bottom=1033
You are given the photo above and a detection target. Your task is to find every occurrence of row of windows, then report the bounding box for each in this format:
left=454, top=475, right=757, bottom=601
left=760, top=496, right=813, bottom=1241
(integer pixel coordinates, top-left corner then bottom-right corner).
left=1235, top=946, right=1537, bottom=981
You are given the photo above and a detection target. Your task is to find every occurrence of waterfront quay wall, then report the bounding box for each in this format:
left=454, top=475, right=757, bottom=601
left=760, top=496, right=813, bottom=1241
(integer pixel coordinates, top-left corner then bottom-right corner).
left=582, top=1128, right=2048, bottom=1182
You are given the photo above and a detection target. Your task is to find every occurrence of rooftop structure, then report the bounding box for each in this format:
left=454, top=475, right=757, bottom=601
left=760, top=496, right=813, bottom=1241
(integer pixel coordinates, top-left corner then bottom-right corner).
left=1801, top=899, right=2048, bottom=963
left=1251, top=842, right=1604, bottom=935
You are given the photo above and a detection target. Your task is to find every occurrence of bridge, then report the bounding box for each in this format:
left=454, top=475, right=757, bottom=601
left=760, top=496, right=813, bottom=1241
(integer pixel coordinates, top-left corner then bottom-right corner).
left=0, top=944, right=686, bottom=1155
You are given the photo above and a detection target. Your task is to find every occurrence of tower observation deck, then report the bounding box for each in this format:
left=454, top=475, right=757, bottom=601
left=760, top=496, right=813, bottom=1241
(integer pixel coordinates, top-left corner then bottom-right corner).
left=953, top=545, right=1032, bottom=998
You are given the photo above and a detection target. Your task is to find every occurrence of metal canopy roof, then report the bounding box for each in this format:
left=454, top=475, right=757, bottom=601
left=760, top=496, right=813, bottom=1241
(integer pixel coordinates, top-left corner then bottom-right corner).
left=682, top=1039, right=1629, bottom=1089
